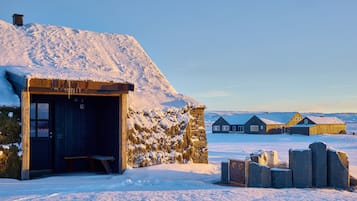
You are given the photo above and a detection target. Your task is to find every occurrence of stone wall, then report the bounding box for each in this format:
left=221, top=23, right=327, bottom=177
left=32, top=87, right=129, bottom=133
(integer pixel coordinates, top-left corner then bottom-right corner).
left=127, top=106, right=207, bottom=168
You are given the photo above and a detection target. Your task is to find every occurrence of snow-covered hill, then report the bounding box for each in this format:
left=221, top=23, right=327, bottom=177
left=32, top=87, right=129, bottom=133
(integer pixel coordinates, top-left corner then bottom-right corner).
left=0, top=20, right=200, bottom=110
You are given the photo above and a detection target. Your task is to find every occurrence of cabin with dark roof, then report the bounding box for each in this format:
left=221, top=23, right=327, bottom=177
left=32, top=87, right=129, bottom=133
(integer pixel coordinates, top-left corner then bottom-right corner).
left=290, top=116, right=346, bottom=135
left=212, top=117, right=230, bottom=133
left=244, top=115, right=284, bottom=134
left=211, top=114, right=252, bottom=133
left=244, top=112, right=302, bottom=134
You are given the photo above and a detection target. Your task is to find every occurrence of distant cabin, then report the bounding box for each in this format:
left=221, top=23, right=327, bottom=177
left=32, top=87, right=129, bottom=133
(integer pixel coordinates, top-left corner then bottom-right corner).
left=244, top=115, right=284, bottom=134
left=244, top=112, right=303, bottom=134
left=290, top=116, right=346, bottom=135
left=212, top=114, right=252, bottom=133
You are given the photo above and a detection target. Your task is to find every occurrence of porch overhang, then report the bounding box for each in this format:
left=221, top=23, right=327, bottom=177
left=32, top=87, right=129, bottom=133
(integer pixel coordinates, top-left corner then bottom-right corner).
left=6, top=71, right=134, bottom=97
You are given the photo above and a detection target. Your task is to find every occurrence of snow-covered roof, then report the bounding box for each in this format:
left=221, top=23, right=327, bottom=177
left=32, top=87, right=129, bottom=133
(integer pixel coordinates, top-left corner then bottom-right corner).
left=256, top=112, right=298, bottom=124
left=307, top=116, right=345, bottom=125
left=259, top=117, right=284, bottom=125
left=0, top=20, right=200, bottom=110
left=219, top=114, right=253, bottom=125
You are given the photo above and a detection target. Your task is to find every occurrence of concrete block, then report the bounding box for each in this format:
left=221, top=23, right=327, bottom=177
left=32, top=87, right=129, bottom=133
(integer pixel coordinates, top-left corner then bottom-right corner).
left=248, top=162, right=271, bottom=187
left=271, top=168, right=292, bottom=188
left=327, top=149, right=350, bottom=189
left=229, top=159, right=250, bottom=186
left=221, top=162, right=229, bottom=184
left=289, top=149, right=312, bottom=188
left=309, top=142, right=327, bottom=187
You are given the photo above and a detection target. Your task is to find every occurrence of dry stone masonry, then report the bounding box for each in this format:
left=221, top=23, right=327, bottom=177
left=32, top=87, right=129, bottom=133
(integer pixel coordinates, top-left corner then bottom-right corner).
left=127, top=106, right=207, bottom=168
left=221, top=141, right=352, bottom=189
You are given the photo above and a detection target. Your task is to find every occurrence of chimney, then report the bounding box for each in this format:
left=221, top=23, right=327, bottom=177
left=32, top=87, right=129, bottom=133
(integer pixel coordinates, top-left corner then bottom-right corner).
left=13, top=14, right=24, bottom=26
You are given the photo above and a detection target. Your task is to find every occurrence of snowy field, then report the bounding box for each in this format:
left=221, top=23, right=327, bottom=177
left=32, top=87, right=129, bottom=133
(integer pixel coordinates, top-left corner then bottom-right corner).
left=1, top=133, right=357, bottom=201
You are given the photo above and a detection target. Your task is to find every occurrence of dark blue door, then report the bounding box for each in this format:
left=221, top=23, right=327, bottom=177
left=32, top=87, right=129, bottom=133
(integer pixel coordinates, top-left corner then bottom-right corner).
left=30, top=98, right=54, bottom=171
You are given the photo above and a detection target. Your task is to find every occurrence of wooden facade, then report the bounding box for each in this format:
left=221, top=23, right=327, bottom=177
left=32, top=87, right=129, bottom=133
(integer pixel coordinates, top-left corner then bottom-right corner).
left=6, top=71, right=134, bottom=179
left=290, top=116, right=346, bottom=135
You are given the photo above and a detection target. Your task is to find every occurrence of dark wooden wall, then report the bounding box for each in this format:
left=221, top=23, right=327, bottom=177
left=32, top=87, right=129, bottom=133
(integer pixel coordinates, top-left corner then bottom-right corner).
left=244, top=116, right=265, bottom=134
left=31, top=95, right=120, bottom=173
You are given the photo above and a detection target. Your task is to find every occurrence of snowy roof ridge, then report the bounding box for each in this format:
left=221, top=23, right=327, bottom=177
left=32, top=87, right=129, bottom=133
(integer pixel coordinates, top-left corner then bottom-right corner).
left=0, top=19, right=201, bottom=109
left=307, top=116, right=345, bottom=124
left=256, top=112, right=298, bottom=124
left=259, top=117, right=284, bottom=125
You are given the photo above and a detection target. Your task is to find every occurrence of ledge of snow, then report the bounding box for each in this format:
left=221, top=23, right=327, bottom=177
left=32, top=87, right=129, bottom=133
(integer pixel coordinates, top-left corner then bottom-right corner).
left=0, top=67, right=20, bottom=107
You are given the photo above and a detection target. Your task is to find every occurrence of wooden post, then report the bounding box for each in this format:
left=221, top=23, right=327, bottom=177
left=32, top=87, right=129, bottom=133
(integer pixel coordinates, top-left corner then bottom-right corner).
left=21, top=91, right=30, bottom=180
left=118, top=94, right=128, bottom=173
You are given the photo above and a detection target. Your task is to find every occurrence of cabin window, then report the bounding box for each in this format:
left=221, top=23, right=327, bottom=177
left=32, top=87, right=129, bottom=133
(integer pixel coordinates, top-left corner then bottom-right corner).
left=232, top=126, right=237, bottom=131
left=30, top=103, right=50, bottom=138
left=237, top=126, right=244, bottom=132
left=222, top=125, right=230, bottom=131
left=304, top=119, right=308, bottom=125
left=250, top=125, right=259, bottom=132
left=260, top=125, right=264, bottom=130
left=213, top=125, right=220, bottom=131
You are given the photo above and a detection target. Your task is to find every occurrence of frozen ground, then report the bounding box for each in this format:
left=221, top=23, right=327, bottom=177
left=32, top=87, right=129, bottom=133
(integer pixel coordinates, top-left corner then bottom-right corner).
left=1, top=133, right=356, bottom=201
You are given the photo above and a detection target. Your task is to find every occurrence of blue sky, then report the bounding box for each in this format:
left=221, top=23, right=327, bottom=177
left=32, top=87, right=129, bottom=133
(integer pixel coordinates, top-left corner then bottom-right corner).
left=1, top=0, right=356, bottom=112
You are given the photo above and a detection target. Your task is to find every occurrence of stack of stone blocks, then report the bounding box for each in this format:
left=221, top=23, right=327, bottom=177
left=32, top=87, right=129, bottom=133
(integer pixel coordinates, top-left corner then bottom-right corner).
left=221, top=142, right=350, bottom=189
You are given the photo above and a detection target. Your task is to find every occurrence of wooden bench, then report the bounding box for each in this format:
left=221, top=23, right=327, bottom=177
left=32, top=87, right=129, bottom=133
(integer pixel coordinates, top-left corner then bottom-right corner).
left=64, top=155, right=115, bottom=174
left=64, top=156, right=89, bottom=172
left=89, top=155, right=115, bottom=174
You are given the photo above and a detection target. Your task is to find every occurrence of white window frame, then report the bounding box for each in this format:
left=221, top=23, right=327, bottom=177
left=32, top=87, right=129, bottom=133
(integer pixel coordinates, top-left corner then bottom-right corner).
left=222, top=125, right=230, bottom=131
left=213, top=125, right=220, bottom=132
left=250, top=125, right=259, bottom=132
left=231, top=126, right=237, bottom=131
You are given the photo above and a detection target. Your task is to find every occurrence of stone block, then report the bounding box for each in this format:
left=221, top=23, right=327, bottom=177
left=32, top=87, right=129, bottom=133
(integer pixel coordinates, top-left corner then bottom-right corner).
left=221, top=162, right=229, bottom=184
left=327, top=149, right=350, bottom=189
left=229, top=159, right=250, bottom=186
left=248, top=162, right=271, bottom=187
left=271, top=168, right=292, bottom=188
left=250, top=150, right=279, bottom=168
left=309, top=142, right=327, bottom=187
left=289, top=149, right=312, bottom=188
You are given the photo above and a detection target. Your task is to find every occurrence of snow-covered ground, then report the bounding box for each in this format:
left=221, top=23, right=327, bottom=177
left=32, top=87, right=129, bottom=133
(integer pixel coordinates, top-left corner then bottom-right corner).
left=1, top=133, right=356, bottom=201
